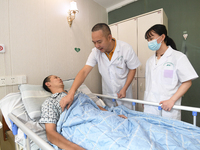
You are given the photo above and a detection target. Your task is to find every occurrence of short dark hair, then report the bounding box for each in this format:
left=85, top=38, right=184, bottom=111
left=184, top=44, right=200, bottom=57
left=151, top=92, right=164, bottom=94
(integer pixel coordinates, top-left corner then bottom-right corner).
left=43, top=75, right=52, bottom=93
left=91, top=23, right=111, bottom=36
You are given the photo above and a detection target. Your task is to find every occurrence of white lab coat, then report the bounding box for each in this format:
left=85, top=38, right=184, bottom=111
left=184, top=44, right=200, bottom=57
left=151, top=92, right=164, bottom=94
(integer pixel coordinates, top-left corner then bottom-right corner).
left=144, top=46, right=198, bottom=120
left=86, top=40, right=140, bottom=108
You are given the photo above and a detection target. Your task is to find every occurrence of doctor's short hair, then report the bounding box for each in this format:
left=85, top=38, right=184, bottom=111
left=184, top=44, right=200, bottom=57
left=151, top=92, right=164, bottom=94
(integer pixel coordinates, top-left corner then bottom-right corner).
left=43, top=75, right=52, bottom=93
left=92, top=23, right=111, bottom=36
left=145, top=24, right=177, bottom=50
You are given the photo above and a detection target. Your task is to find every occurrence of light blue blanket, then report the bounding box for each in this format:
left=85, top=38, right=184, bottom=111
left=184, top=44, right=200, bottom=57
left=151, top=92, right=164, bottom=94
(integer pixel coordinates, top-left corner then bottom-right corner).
left=54, top=93, right=200, bottom=150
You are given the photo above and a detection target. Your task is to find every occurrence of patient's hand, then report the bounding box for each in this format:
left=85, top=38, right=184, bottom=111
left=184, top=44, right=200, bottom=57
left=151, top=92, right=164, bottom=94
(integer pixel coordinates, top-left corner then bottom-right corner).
left=118, top=115, right=127, bottom=119
left=98, top=105, right=107, bottom=111
left=60, top=92, right=74, bottom=112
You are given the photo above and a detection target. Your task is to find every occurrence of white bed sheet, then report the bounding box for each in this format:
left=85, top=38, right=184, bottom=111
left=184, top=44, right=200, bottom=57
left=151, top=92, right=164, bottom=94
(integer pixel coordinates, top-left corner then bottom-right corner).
left=0, top=92, right=22, bottom=130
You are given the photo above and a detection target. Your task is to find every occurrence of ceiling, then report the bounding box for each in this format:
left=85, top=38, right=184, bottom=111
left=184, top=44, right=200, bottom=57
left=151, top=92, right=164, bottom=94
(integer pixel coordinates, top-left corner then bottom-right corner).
left=93, top=0, right=138, bottom=12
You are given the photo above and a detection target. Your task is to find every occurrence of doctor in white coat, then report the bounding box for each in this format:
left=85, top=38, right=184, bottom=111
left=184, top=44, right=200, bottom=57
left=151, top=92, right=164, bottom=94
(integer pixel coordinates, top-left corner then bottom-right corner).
left=60, top=23, right=140, bottom=111
left=144, top=24, right=198, bottom=120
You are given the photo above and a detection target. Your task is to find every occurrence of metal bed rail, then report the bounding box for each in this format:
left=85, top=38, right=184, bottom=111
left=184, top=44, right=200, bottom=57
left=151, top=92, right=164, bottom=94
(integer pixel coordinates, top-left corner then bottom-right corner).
left=7, top=94, right=200, bottom=150
left=8, top=113, right=54, bottom=150
left=94, top=93, right=200, bottom=126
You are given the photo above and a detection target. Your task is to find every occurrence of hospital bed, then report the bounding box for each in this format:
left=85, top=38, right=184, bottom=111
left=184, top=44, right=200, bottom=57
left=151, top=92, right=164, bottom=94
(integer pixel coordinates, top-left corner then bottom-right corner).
left=1, top=79, right=200, bottom=150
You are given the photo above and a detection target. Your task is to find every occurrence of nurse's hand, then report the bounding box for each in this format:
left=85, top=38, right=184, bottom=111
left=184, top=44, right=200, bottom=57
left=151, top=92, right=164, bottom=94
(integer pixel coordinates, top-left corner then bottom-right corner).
left=159, top=99, right=175, bottom=111
left=60, top=93, right=74, bottom=112
left=117, top=89, right=126, bottom=98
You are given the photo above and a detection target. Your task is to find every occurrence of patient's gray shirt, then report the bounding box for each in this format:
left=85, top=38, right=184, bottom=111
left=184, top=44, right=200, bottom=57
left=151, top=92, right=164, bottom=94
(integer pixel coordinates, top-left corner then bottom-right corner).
left=39, top=92, right=66, bottom=124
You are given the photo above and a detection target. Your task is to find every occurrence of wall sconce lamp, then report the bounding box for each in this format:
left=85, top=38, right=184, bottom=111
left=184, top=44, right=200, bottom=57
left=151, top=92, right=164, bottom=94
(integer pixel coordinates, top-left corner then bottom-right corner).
left=67, top=0, right=79, bottom=27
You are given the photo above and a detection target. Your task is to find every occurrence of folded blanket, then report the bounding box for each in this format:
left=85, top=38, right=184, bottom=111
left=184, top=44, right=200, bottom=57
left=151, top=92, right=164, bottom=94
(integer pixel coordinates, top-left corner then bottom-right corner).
left=54, top=93, right=200, bottom=150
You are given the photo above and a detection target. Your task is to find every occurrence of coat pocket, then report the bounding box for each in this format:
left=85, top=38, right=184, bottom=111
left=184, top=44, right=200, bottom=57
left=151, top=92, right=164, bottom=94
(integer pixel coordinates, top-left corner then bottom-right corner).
left=161, top=69, right=174, bottom=85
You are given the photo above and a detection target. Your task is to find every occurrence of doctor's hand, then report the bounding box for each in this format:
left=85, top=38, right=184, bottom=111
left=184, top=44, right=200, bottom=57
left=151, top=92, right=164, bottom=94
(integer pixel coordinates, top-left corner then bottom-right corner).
left=159, top=99, right=175, bottom=111
left=60, top=93, right=74, bottom=112
left=117, top=89, right=126, bottom=99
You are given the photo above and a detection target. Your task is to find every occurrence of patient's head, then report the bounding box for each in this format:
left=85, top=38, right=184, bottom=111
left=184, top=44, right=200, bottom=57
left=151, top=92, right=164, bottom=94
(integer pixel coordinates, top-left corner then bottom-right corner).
left=43, top=75, right=64, bottom=93
left=43, top=75, right=52, bottom=93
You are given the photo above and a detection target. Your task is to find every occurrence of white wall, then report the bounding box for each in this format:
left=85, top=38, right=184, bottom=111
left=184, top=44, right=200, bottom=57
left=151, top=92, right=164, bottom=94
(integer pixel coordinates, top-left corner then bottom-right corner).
left=0, top=0, right=107, bottom=149
left=0, top=0, right=107, bottom=99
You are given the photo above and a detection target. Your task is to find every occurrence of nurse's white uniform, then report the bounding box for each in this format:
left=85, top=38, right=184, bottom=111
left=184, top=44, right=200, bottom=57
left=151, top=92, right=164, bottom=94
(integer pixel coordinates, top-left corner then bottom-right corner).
left=86, top=40, right=140, bottom=109
left=144, top=46, right=198, bottom=120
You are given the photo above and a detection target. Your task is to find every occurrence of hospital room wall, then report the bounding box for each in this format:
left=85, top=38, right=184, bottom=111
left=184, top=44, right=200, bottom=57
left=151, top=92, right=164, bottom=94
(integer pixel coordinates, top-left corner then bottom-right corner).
left=0, top=0, right=107, bottom=99
left=108, top=0, right=200, bottom=126
left=0, top=0, right=107, bottom=148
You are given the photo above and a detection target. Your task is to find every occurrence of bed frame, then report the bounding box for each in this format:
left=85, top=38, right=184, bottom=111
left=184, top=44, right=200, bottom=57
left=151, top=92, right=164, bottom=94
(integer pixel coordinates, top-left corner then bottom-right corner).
left=2, top=115, right=10, bottom=141
left=94, top=94, right=200, bottom=126
left=4, top=94, right=200, bottom=150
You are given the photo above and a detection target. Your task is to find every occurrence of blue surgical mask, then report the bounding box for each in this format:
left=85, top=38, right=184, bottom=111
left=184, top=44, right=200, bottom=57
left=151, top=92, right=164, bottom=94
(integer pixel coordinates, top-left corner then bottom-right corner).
left=148, top=36, right=162, bottom=51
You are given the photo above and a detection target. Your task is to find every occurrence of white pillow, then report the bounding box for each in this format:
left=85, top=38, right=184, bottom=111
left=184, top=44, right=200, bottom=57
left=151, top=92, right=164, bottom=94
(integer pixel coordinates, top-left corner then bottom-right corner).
left=19, top=79, right=73, bottom=121
left=19, top=79, right=105, bottom=121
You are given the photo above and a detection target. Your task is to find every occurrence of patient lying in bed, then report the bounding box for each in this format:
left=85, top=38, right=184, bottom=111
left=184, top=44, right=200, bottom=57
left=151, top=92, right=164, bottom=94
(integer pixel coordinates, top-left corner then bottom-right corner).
left=39, top=75, right=127, bottom=150
left=40, top=75, right=200, bottom=150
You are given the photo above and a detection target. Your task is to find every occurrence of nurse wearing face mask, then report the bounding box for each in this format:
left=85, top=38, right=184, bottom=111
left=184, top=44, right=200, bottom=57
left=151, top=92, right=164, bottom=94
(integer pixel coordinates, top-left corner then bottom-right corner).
left=143, top=24, right=198, bottom=120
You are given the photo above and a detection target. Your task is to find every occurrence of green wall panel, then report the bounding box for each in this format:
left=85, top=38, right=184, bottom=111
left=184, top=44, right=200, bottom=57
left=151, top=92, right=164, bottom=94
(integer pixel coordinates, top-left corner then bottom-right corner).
left=108, top=0, right=200, bottom=126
